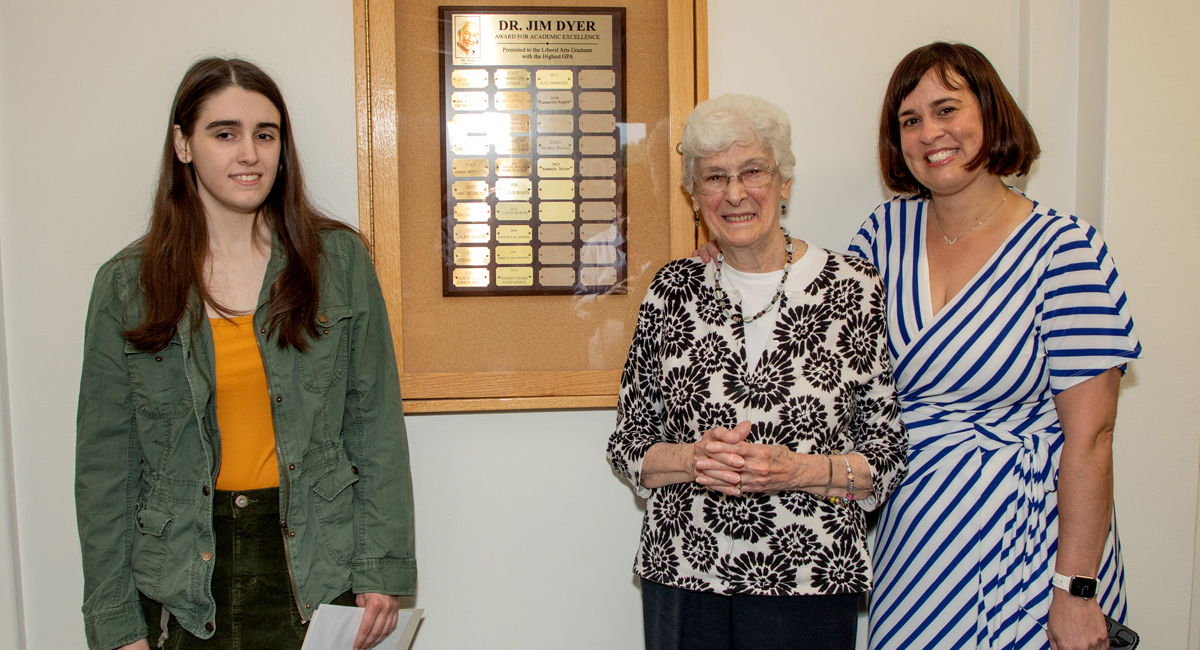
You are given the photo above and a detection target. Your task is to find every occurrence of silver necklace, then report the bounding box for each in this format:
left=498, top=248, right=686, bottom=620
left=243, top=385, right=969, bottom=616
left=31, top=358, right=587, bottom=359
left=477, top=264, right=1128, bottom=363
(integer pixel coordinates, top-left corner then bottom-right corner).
left=935, top=189, right=1009, bottom=245
left=714, top=227, right=794, bottom=324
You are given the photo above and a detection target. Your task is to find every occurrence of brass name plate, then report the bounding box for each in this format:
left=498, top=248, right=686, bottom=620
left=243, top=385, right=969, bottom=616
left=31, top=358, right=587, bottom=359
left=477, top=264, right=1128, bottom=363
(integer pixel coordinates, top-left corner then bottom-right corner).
left=537, top=114, right=575, bottom=134
left=580, top=223, right=617, bottom=242
left=579, top=136, right=616, bottom=155
left=495, top=136, right=532, bottom=155
left=536, top=69, right=574, bottom=89
left=539, top=267, right=576, bottom=286
left=452, top=158, right=489, bottom=177
left=494, top=91, right=532, bottom=111
left=451, top=69, right=489, bottom=88
left=495, top=158, right=532, bottom=176
left=536, top=90, right=574, bottom=110
left=536, top=136, right=574, bottom=155
left=579, top=114, right=617, bottom=133
left=578, top=91, right=616, bottom=112
left=580, top=245, right=618, bottom=265
left=453, top=223, right=491, bottom=243
left=452, top=268, right=490, bottom=287
left=496, top=202, right=533, bottom=221
left=578, top=70, right=615, bottom=89
left=539, top=245, right=576, bottom=265
left=579, top=159, right=616, bottom=177
left=496, top=225, right=533, bottom=243
left=495, top=178, right=533, bottom=201
left=450, top=91, right=489, bottom=111
left=454, top=202, right=492, bottom=222
left=452, top=181, right=489, bottom=200
left=580, top=179, right=616, bottom=199
left=453, top=246, right=491, bottom=266
left=496, top=266, right=534, bottom=287
left=537, top=158, right=575, bottom=178
left=538, top=180, right=575, bottom=200
left=581, top=266, right=617, bottom=286
left=580, top=202, right=617, bottom=221
left=538, top=202, right=576, bottom=222
left=451, top=136, right=490, bottom=156
left=494, top=68, right=531, bottom=88
left=495, top=245, right=534, bottom=265
left=539, top=224, right=576, bottom=243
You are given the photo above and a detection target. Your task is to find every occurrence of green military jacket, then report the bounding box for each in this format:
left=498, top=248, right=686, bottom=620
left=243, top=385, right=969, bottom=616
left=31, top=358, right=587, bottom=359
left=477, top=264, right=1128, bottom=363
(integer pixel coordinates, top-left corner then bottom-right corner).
left=76, top=229, right=416, bottom=650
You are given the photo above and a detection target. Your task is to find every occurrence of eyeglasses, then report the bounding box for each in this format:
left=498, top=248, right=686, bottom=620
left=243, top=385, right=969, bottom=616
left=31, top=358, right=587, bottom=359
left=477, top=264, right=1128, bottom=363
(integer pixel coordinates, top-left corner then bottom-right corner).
left=693, top=168, right=778, bottom=195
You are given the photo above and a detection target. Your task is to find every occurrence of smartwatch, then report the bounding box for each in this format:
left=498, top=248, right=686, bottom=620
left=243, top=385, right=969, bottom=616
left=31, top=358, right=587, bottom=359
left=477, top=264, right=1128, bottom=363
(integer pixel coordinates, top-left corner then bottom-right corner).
left=1052, top=572, right=1097, bottom=599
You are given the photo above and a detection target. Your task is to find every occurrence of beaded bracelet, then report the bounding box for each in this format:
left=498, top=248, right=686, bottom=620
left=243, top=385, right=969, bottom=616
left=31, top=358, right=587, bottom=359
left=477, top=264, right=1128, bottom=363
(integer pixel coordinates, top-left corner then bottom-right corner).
left=842, top=454, right=856, bottom=502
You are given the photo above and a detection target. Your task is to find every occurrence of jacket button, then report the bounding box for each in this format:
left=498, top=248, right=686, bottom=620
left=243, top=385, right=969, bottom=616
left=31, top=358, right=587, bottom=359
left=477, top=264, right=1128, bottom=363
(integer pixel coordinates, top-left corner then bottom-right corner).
left=205, top=622, right=214, bottom=632
left=323, top=329, right=330, bottom=335
left=234, top=495, right=249, bottom=508
left=305, top=603, right=312, bottom=609
left=260, top=327, right=266, bottom=334
left=202, top=486, right=210, bottom=496
left=289, top=531, right=295, bottom=538
left=350, top=465, right=359, bottom=474
left=276, top=395, right=283, bottom=403
left=155, top=356, right=162, bottom=362
left=288, top=463, right=296, bottom=471
left=200, top=551, right=212, bottom=561
left=318, top=314, right=329, bottom=323
left=137, top=517, right=143, bottom=527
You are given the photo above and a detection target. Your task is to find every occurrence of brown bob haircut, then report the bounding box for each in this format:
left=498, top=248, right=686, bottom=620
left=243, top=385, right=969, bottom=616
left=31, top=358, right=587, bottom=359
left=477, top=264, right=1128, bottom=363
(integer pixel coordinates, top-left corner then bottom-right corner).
left=879, top=42, right=1040, bottom=197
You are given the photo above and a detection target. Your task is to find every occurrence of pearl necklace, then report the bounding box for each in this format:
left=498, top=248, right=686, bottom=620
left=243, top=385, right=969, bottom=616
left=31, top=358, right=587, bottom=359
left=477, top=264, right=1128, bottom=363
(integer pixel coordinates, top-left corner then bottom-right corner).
left=934, top=189, right=1009, bottom=245
left=714, top=227, right=794, bottom=324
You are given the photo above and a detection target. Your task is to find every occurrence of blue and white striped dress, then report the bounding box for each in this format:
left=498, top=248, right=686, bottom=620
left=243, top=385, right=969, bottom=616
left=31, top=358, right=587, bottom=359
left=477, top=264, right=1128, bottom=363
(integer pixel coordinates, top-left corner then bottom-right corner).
left=849, top=195, right=1141, bottom=650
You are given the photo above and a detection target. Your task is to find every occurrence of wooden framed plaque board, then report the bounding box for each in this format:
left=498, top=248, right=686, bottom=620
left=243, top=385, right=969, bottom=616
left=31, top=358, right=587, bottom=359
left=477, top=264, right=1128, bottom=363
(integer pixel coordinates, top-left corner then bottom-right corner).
left=354, top=0, right=707, bottom=412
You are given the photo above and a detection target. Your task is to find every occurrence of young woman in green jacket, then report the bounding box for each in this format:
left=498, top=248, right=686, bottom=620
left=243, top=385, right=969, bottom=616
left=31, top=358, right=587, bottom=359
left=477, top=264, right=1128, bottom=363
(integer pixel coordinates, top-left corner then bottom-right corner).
left=75, top=57, right=416, bottom=650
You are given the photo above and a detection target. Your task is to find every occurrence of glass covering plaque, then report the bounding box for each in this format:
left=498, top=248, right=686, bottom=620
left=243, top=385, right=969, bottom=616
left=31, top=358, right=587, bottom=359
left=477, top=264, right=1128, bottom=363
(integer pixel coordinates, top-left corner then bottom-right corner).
left=440, top=7, right=627, bottom=296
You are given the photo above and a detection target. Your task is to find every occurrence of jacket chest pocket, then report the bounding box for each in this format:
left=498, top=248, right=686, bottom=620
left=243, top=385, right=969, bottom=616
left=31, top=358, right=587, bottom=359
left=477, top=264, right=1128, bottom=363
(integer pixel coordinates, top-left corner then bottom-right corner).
left=125, top=342, right=192, bottom=418
left=297, top=306, right=352, bottom=392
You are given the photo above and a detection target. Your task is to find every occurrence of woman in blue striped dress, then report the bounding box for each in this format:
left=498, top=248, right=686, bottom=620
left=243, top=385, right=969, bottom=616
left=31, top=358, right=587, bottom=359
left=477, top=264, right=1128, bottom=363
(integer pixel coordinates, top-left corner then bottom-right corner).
left=850, top=43, right=1140, bottom=650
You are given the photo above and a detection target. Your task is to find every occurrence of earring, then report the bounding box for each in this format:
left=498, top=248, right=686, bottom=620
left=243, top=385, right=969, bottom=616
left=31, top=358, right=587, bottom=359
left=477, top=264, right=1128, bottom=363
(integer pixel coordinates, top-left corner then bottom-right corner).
left=694, top=211, right=700, bottom=228
left=781, top=202, right=788, bottom=216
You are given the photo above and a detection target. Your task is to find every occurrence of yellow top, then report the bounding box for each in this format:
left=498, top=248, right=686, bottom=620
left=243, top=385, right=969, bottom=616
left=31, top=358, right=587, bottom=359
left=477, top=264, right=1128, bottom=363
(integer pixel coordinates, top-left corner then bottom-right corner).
left=211, top=314, right=279, bottom=490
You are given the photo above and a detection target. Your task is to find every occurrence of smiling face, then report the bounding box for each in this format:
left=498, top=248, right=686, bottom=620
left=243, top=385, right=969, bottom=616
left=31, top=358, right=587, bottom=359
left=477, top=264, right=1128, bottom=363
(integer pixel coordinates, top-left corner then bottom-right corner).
left=458, top=21, right=479, bottom=53
left=897, top=68, right=989, bottom=198
left=174, top=86, right=282, bottom=221
left=692, top=140, right=792, bottom=256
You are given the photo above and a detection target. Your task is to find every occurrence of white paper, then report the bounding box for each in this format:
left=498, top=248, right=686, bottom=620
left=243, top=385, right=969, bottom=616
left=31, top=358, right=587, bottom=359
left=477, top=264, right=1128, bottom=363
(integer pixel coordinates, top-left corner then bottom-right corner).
left=300, top=605, right=423, bottom=650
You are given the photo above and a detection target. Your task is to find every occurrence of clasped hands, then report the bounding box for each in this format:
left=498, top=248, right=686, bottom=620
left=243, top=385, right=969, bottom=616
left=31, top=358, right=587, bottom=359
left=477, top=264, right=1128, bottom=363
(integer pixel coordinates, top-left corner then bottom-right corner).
left=692, top=421, right=804, bottom=496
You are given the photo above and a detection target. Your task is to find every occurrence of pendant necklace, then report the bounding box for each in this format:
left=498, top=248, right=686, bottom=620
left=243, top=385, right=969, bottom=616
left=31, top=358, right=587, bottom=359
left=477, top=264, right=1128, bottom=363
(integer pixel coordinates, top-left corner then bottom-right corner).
left=714, top=227, right=794, bottom=324
left=935, top=189, right=1009, bottom=245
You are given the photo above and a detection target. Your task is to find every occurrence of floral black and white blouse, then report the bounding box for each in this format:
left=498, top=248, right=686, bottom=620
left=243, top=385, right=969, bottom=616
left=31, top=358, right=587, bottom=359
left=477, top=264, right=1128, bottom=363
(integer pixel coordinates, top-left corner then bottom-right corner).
left=607, top=249, right=908, bottom=596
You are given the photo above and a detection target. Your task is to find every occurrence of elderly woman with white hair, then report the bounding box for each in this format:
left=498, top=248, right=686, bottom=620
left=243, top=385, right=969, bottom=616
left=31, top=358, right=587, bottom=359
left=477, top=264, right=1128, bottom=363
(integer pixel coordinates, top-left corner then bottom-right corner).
left=607, top=94, right=909, bottom=649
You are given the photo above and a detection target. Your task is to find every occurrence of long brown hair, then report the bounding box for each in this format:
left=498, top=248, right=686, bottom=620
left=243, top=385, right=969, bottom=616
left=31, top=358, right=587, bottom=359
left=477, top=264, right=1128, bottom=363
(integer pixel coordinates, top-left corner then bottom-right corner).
left=125, top=57, right=354, bottom=352
left=878, top=42, right=1040, bottom=197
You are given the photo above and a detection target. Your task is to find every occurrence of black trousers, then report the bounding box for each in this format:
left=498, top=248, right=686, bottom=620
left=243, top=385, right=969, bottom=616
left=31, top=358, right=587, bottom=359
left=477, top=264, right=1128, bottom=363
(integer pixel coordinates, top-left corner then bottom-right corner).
left=641, top=577, right=859, bottom=650
left=139, top=488, right=355, bottom=650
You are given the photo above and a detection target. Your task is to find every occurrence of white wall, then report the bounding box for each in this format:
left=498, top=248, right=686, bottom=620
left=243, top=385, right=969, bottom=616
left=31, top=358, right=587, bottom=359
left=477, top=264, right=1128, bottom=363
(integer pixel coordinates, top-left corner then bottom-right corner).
left=709, top=0, right=1200, bottom=647
left=1, top=1, right=1197, bottom=649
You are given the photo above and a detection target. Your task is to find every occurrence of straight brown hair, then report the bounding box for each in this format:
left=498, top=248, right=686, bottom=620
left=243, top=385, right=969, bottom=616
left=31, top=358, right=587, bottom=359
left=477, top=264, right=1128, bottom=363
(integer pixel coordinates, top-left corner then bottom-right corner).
left=879, top=42, right=1040, bottom=197
left=124, top=57, right=356, bottom=352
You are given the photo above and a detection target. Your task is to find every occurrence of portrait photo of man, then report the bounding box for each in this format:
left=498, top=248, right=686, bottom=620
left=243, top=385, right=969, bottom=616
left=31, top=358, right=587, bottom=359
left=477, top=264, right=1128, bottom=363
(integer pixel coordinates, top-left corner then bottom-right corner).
left=454, top=16, right=480, bottom=59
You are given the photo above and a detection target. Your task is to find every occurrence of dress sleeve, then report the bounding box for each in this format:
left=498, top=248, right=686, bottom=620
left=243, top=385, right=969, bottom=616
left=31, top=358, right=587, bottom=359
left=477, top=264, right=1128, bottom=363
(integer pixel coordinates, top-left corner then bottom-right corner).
left=1039, top=218, right=1142, bottom=394
left=847, top=269, right=908, bottom=512
left=847, top=203, right=886, bottom=267
left=75, top=261, right=149, bottom=650
left=607, top=279, right=669, bottom=499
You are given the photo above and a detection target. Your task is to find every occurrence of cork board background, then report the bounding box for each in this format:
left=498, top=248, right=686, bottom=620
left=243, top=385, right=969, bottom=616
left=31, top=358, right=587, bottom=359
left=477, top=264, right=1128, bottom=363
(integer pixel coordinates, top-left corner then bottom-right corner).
left=397, top=2, right=670, bottom=375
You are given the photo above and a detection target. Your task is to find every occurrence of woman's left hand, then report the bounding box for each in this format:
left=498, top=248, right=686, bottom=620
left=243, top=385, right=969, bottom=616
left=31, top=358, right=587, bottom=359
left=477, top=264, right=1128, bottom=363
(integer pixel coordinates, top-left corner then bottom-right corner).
left=704, top=439, right=809, bottom=493
left=1046, top=593, right=1109, bottom=650
left=354, top=592, right=400, bottom=650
